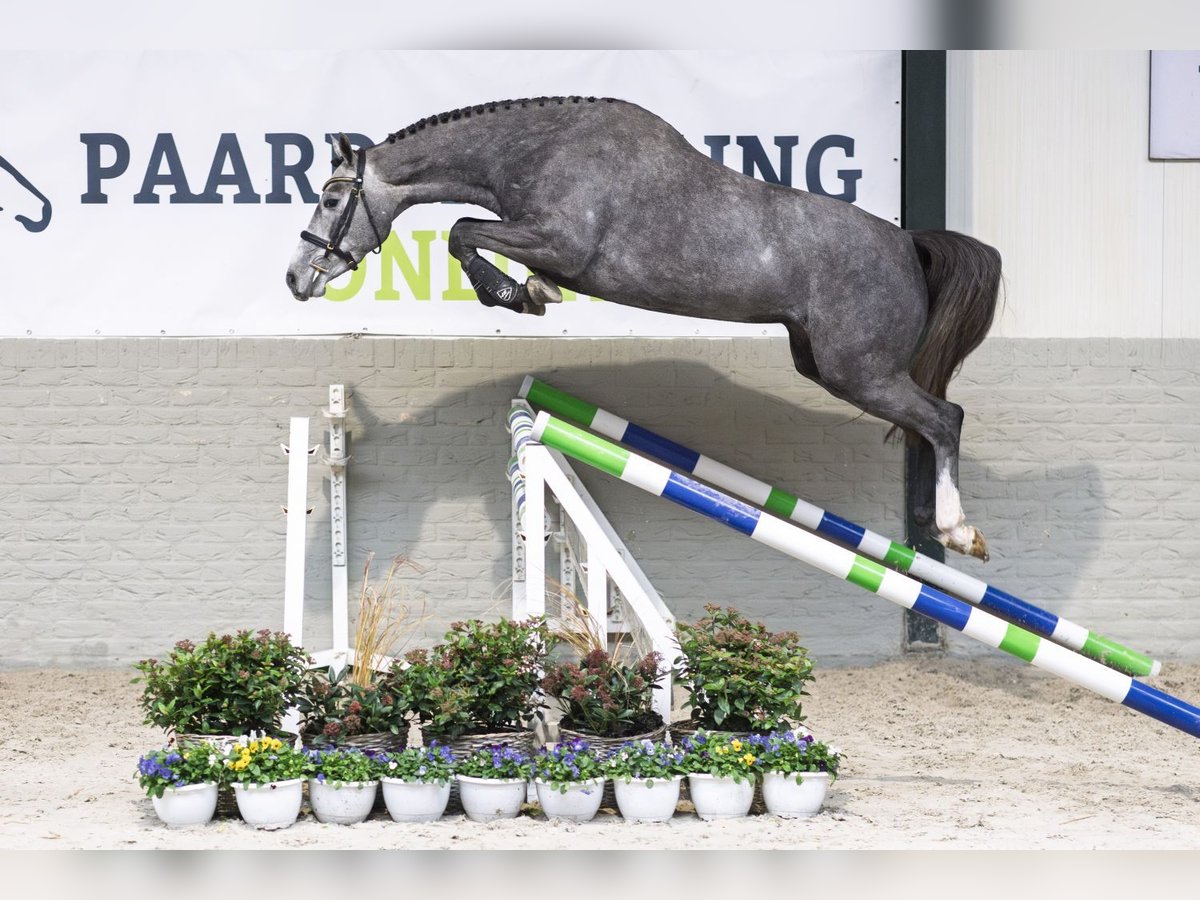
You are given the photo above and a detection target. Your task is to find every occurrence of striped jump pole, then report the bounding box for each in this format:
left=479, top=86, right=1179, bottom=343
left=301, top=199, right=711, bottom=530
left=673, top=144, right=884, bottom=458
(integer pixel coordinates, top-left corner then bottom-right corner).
left=519, top=376, right=1161, bottom=679
left=529, top=410, right=1200, bottom=739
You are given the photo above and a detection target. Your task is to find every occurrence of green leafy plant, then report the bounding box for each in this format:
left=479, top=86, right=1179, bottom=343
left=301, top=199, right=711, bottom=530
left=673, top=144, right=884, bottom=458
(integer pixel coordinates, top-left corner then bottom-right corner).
left=303, top=747, right=380, bottom=787
left=530, top=737, right=606, bottom=793
left=296, top=664, right=411, bottom=746
left=397, top=617, right=554, bottom=739
left=223, top=736, right=312, bottom=785
left=603, top=738, right=687, bottom=785
left=132, top=630, right=311, bottom=736
left=672, top=605, right=814, bottom=733
left=453, top=745, right=532, bottom=781
left=134, top=744, right=225, bottom=798
left=376, top=744, right=457, bottom=784
left=540, top=649, right=663, bottom=738
left=746, top=731, right=842, bottom=782
left=678, top=730, right=762, bottom=784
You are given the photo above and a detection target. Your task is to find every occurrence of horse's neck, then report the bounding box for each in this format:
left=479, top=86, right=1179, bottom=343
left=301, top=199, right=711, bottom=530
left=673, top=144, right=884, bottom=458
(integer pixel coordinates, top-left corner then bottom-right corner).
left=373, top=126, right=508, bottom=215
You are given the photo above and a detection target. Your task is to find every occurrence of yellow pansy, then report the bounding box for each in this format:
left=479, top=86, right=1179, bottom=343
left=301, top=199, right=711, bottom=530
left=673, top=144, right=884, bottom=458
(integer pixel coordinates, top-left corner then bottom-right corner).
left=742, top=753, right=756, bottom=765
left=731, top=740, right=743, bottom=752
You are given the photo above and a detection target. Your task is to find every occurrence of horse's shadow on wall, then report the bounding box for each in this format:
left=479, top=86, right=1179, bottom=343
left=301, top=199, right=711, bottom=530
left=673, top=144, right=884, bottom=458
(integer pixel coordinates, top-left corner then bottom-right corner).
left=323, top=358, right=1102, bottom=658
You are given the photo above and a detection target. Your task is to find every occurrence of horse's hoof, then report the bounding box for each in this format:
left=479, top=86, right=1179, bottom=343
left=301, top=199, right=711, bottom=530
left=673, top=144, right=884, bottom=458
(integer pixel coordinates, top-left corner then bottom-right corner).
left=526, top=274, right=563, bottom=306
left=937, top=524, right=989, bottom=562
left=969, top=529, right=990, bottom=562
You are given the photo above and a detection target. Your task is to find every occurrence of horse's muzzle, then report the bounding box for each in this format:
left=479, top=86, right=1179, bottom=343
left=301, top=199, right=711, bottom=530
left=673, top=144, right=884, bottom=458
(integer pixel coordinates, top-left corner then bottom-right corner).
left=285, top=269, right=308, bottom=302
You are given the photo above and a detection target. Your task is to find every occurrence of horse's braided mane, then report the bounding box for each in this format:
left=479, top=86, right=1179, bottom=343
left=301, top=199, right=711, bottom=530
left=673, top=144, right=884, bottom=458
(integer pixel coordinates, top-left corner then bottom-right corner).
left=385, top=96, right=619, bottom=143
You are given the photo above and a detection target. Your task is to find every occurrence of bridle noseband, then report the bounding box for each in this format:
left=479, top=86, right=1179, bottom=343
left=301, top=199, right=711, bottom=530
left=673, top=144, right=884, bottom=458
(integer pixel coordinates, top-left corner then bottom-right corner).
left=300, top=150, right=387, bottom=274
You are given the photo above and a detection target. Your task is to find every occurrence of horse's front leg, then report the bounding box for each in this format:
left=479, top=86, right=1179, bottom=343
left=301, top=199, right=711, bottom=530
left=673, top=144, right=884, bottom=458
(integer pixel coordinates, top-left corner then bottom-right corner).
left=448, top=217, right=568, bottom=316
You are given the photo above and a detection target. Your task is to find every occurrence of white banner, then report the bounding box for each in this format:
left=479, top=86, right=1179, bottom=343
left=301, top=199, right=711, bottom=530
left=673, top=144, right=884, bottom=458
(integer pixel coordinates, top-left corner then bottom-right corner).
left=0, top=50, right=900, bottom=337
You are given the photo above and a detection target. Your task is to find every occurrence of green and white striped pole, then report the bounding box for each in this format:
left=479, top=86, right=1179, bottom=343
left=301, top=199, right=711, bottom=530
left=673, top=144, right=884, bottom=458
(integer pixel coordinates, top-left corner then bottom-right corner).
left=519, top=376, right=1160, bottom=678
left=529, top=410, right=1200, bottom=739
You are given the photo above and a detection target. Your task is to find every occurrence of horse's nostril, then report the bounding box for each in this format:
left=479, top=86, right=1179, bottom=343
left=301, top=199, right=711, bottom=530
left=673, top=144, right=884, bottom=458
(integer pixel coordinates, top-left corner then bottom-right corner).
left=286, top=271, right=296, bottom=287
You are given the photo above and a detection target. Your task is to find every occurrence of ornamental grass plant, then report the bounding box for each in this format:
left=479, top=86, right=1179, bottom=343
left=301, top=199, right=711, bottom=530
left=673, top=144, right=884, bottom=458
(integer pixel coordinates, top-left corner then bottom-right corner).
left=672, top=605, right=815, bottom=733
left=348, top=552, right=428, bottom=688
left=133, top=630, right=311, bottom=737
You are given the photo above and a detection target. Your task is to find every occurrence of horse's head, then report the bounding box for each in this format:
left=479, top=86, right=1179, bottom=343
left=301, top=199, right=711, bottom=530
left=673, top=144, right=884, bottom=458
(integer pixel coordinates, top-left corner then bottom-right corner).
left=286, top=134, right=390, bottom=301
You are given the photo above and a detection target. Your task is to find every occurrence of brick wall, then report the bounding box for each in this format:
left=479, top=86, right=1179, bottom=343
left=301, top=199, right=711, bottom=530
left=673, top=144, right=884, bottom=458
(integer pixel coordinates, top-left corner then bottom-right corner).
left=1, top=336, right=1196, bottom=670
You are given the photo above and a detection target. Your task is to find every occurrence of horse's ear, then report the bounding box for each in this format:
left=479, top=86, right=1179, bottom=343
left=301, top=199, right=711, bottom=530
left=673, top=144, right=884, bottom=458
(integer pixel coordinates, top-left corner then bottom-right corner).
left=336, top=133, right=356, bottom=169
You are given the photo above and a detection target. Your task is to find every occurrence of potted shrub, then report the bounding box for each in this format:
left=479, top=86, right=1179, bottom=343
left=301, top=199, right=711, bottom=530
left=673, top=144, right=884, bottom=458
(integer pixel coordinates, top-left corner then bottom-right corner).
left=679, top=730, right=761, bottom=820
left=378, top=744, right=457, bottom=823
left=672, top=605, right=815, bottom=735
left=223, top=736, right=312, bottom=829
left=297, top=665, right=411, bottom=754
left=541, top=649, right=665, bottom=743
left=133, top=629, right=311, bottom=743
left=749, top=730, right=843, bottom=818
left=134, top=744, right=224, bottom=827
left=605, top=738, right=687, bottom=823
left=304, top=747, right=380, bottom=825
left=401, top=617, right=554, bottom=757
left=530, top=737, right=607, bottom=823
left=453, top=744, right=532, bottom=823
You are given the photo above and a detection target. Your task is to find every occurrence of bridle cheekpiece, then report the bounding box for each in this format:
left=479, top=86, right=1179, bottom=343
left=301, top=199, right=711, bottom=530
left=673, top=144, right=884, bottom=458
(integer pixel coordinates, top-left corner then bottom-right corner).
left=299, top=149, right=386, bottom=274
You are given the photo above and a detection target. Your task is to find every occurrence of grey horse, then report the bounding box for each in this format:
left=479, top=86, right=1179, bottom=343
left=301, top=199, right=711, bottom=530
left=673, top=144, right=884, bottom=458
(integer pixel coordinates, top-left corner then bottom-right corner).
left=286, top=97, right=1001, bottom=560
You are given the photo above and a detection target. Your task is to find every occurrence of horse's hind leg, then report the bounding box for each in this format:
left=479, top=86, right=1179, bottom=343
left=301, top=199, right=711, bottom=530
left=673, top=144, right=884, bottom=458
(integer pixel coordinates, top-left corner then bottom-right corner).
left=448, top=217, right=571, bottom=315
left=799, top=328, right=987, bottom=561
left=858, top=377, right=985, bottom=560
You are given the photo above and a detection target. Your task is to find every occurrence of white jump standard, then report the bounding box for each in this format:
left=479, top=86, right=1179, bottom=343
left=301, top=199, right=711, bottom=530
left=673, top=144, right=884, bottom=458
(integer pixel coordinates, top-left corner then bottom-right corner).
left=528, top=410, right=1200, bottom=740
left=519, top=376, right=1161, bottom=679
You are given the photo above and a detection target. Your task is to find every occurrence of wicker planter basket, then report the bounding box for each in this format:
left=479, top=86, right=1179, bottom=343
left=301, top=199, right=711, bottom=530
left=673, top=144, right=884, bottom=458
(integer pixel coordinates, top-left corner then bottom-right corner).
left=423, top=729, right=538, bottom=815
left=302, top=730, right=408, bottom=754
left=557, top=722, right=668, bottom=810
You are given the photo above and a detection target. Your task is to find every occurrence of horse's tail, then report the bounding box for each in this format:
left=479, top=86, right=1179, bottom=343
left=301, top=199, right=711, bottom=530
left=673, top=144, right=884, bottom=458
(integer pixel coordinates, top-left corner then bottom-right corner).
left=907, top=228, right=1002, bottom=404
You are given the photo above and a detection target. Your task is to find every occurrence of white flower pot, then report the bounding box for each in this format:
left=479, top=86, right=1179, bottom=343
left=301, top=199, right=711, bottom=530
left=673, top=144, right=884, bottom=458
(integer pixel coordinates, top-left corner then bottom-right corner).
left=455, top=775, right=527, bottom=823
left=150, top=782, right=218, bottom=827
left=687, top=773, right=755, bottom=820
left=534, top=778, right=605, bottom=823
left=380, top=778, right=452, bottom=823
left=308, top=779, right=378, bottom=825
left=762, top=770, right=831, bottom=818
left=232, top=779, right=304, bottom=829
left=613, top=775, right=682, bottom=823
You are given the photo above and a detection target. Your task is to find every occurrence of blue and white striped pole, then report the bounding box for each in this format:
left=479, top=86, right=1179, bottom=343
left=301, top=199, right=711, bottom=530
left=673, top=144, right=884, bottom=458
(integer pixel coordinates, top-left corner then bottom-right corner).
left=529, top=410, right=1200, bottom=739
left=519, top=376, right=1161, bottom=679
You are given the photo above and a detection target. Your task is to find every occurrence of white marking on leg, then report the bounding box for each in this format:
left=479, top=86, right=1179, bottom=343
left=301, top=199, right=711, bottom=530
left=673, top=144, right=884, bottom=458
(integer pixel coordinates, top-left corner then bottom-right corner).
left=935, top=467, right=965, bottom=534
left=935, top=466, right=977, bottom=554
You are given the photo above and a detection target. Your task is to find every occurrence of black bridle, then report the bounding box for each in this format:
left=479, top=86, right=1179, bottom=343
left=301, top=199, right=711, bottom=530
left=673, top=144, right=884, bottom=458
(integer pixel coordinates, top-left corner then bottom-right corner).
left=299, top=150, right=387, bottom=273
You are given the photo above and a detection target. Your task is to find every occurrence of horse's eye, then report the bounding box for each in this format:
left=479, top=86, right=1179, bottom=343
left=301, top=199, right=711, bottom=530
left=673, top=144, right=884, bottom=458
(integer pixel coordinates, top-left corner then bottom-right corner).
left=323, top=198, right=338, bottom=209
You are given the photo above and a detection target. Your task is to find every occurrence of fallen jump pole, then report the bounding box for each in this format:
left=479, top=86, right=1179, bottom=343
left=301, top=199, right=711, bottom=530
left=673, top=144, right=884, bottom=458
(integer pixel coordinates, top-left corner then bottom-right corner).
left=519, top=376, right=1161, bottom=679
left=529, top=410, right=1200, bottom=739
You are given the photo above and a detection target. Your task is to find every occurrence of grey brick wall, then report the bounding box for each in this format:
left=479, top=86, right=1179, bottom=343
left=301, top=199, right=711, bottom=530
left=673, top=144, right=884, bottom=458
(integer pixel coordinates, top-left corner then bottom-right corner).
left=1, top=336, right=1196, bottom=670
